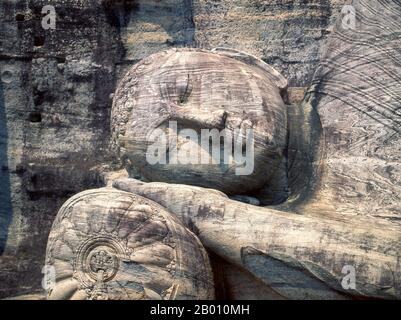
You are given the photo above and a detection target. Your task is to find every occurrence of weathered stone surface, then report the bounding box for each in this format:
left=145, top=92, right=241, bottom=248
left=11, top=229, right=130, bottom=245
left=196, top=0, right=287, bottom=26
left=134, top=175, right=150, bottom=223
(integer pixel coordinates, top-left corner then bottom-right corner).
left=113, top=178, right=401, bottom=299
left=209, top=252, right=284, bottom=299
left=116, top=0, right=195, bottom=61
left=45, top=188, right=214, bottom=300
left=111, top=47, right=288, bottom=196
left=111, top=0, right=401, bottom=300
left=299, top=0, right=401, bottom=225
left=193, top=0, right=347, bottom=87
left=0, top=0, right=123, bottom=297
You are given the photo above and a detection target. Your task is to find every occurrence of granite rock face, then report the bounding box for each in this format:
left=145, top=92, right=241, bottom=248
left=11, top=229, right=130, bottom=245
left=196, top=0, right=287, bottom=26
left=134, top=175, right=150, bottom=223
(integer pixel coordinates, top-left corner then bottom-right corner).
left=113, top=176, right=401, bottom=299
left=193, top=0, right=347, bottom=88
left=1, top=0, right=348, bottom=298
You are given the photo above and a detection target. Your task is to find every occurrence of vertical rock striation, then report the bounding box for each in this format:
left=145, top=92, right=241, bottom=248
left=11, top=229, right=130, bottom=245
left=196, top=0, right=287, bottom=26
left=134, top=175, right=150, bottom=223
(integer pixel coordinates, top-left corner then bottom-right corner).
left=0, top=0, right=123, bottom=297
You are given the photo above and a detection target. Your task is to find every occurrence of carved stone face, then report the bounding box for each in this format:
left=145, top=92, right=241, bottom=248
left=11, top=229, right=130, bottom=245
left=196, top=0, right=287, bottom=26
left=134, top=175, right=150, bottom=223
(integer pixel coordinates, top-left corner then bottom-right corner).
left=112, top=48, right=287, bottom=194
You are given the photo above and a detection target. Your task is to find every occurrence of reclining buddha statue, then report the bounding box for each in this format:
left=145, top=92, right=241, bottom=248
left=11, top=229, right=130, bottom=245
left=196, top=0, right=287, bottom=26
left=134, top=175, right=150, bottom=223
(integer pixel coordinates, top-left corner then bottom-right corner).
left=45, top=0, right=401, bottom=300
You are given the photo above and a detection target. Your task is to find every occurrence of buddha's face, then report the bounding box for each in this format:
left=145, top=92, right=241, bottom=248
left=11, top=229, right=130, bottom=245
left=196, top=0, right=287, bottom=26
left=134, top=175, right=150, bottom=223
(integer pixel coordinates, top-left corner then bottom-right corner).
left=112, top=49, right=287, bottom=194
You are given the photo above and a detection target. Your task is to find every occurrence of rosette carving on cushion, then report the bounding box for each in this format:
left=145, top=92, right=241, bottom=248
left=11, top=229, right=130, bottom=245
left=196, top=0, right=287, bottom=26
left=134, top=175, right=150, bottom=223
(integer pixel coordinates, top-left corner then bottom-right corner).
left=45, top=188, right=214, bottom=300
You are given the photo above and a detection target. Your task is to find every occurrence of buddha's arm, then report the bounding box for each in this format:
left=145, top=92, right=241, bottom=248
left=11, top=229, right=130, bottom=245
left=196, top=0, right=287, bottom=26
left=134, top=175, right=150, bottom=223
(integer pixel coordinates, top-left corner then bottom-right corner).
left=113, top=178, right=401, bottom=299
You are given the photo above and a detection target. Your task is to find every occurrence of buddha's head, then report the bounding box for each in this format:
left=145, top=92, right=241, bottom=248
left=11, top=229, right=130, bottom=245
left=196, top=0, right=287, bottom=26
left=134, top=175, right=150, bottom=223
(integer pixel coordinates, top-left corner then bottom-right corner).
left=111, top=48, right=288, bottom=195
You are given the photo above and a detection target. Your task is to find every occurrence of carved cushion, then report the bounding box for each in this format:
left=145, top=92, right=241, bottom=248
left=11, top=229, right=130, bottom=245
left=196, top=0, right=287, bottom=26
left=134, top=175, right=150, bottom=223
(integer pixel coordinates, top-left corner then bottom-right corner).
left=45, top=188, right=214, bottom=300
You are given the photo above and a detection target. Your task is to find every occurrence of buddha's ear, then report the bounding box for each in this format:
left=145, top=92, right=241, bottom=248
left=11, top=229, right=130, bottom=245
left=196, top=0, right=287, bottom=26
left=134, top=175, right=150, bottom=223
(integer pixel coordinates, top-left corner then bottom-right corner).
left=211, top=47, right=288, bottom=93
